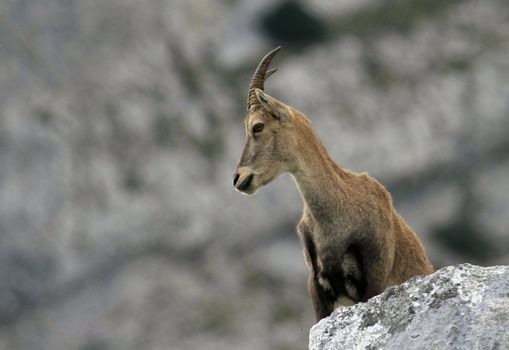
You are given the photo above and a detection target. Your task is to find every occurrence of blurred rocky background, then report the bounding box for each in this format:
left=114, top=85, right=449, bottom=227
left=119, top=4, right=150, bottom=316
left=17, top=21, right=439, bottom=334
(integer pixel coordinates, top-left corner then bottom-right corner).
left=0, top=0, right=508, bottom=349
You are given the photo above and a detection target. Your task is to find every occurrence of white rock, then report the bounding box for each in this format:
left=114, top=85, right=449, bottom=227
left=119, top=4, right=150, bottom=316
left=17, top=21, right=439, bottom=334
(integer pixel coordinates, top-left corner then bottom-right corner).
left=310, top=264, right=509, bottom=350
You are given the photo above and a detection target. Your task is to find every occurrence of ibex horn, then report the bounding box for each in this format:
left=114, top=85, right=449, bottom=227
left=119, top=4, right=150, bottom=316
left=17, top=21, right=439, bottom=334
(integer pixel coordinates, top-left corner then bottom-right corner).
left=247, top=46, right=282, bottom=111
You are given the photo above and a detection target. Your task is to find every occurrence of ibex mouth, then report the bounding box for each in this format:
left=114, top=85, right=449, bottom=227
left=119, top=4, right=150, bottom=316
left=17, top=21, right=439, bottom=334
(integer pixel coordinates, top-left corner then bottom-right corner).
left=235, top=173, right=254, bottom=192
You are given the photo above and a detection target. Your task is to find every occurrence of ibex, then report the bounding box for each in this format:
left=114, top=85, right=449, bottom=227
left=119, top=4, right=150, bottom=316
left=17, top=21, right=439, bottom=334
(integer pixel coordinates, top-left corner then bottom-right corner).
left=233, top=47, right=434, bottom=321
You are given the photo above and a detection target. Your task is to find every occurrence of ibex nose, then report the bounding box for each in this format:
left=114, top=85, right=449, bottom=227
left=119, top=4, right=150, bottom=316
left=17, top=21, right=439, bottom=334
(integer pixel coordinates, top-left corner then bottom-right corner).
left=233, top=173, right=240, bottom=187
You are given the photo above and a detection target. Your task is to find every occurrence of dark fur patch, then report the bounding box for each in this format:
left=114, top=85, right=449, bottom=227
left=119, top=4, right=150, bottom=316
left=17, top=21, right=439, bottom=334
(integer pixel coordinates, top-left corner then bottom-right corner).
left=346, top=245, right=368, bottom=301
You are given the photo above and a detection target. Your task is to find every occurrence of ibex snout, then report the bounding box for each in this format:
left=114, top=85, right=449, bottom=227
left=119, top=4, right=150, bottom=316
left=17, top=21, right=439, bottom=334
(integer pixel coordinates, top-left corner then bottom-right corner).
left=233, top=168, right=255, bottom=194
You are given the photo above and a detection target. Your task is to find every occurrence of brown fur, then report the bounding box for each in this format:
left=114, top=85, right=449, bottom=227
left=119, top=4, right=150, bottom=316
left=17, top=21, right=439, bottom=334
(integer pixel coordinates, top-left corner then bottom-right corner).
left=233, top=51, right=434, bottom=321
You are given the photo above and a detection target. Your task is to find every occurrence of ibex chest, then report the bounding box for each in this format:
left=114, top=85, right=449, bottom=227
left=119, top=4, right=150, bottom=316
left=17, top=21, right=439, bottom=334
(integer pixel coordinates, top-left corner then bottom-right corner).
left=298, top=211, right=354, bottom=253
left=297, top=214, right=351, bottom=270
left=297, top=214, right=365, bottom=304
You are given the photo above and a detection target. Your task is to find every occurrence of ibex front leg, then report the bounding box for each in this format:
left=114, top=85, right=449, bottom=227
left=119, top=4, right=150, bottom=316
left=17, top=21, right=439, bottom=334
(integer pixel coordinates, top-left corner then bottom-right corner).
left=309, top=254, right=359, bottom=320
left=308, top=271, right=334, bottom=320
left=298, top=224, right=335, bottom=320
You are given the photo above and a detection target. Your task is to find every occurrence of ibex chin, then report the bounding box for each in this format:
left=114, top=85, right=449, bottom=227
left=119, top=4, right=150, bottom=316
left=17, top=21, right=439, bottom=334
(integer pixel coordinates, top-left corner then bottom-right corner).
left=233, top=47, right=434, bottom=321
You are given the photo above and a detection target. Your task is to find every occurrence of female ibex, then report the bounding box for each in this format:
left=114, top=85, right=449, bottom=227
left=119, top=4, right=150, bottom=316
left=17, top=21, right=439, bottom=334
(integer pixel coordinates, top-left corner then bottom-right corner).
left=233, top=47, right=434, bottom=321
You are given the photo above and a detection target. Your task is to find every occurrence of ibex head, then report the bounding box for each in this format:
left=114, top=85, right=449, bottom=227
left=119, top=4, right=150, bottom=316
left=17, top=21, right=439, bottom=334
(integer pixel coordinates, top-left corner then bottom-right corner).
left=233, top=46, right=298, bottom=195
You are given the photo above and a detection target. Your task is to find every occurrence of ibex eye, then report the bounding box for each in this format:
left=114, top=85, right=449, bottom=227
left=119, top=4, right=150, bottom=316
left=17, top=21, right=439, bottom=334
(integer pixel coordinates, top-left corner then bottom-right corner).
left=253, top=123, right=264, bottom=133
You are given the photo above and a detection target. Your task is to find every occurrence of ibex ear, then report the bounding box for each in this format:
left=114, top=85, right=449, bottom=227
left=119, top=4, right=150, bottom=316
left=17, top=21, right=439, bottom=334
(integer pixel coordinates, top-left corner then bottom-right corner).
left=255, top=89, right=290, bottom=121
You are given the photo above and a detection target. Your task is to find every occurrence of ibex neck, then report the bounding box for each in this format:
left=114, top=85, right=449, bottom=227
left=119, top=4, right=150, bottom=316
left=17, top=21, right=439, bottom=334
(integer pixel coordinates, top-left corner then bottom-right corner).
left=290, top=132, right=347, bottom=222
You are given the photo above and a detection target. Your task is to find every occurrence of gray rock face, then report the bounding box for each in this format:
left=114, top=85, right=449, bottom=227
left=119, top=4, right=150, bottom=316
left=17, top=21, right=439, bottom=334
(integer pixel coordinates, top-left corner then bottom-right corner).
left=310, top=264, right=509, bottom=350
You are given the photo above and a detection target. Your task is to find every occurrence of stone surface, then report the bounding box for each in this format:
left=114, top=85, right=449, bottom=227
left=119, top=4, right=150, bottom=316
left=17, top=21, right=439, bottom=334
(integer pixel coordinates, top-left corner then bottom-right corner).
left=310, top=264, right=509, bottom=350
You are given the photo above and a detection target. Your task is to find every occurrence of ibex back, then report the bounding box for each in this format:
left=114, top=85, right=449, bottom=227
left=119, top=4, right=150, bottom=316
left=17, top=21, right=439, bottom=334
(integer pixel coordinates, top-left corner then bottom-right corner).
left=233, top=47, right=434, bottom=321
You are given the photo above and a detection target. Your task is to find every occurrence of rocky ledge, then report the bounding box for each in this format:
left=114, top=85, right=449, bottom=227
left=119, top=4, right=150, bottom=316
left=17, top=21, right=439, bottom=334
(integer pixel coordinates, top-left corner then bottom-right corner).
left=310, top=264, right=509, bottom=350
